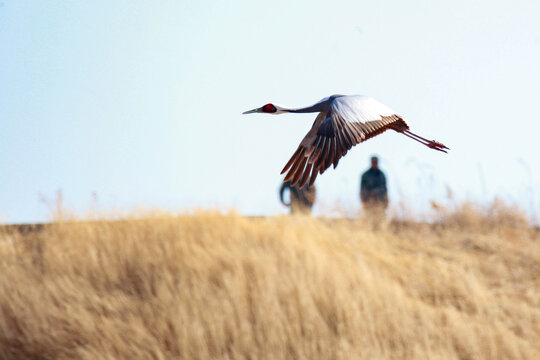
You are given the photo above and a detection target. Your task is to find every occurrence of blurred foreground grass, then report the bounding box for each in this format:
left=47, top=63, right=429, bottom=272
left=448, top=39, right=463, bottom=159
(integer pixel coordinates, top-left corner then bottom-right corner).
left=0, top=206, right=539, bottom=359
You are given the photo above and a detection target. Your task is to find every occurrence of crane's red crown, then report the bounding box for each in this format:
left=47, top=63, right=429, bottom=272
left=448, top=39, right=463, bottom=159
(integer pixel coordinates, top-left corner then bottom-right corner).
left=262, top=103, right=277, bottom=113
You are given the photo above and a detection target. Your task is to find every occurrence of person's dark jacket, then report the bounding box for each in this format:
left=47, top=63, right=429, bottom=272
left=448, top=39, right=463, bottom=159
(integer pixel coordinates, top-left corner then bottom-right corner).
left=360, top=168, right=388, bottom=206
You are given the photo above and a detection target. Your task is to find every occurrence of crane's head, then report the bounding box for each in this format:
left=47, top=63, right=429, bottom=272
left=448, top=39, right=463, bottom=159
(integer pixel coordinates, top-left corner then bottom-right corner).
left=242, top=103, right=285, bottom=115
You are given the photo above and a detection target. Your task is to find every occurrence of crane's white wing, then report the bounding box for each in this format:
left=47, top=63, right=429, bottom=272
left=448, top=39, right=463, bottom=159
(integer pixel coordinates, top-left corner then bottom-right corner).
left=281, top=95, right=409, bottom=188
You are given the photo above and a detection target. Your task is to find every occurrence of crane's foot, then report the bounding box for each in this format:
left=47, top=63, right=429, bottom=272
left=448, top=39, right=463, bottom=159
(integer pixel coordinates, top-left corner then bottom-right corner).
left=427, top=140, right=449, bottom=153
left=402, top=130, right=449, bottom=153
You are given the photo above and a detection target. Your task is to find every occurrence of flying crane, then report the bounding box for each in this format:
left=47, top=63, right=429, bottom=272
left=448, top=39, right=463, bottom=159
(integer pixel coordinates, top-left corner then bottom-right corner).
left=243, top=95, right=449, bottom=188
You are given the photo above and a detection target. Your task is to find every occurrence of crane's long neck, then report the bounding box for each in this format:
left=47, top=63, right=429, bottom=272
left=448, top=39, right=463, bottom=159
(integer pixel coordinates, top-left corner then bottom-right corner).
left=279, top=99, right=331, bottom=114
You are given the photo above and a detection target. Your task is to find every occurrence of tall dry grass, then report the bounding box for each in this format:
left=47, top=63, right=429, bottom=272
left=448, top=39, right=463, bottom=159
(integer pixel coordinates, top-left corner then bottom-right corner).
left=0, top=209, right=539, bottom=359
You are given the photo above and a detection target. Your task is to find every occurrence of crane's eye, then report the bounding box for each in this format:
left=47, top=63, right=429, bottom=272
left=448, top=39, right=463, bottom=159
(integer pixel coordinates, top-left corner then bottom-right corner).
left=262, top=104, right=277, bottom=113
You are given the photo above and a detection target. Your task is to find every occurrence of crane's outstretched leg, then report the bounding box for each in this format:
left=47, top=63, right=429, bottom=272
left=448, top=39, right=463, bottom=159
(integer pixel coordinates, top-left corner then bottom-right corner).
left=402, top=130, right=449, bottom=153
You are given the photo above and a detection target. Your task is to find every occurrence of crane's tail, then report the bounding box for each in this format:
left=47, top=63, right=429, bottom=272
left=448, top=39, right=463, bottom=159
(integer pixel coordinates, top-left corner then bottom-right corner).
left=402, top=130, right=449, bottom=153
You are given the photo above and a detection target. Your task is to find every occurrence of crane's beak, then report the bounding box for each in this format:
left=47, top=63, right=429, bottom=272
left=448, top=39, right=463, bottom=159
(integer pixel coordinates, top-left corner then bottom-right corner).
left=242, top=107, right=260, bottom=114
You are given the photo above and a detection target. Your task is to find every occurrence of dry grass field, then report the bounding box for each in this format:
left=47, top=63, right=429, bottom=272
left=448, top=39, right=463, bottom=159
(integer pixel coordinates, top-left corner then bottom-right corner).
left=0, top=205, right=539, bottom=359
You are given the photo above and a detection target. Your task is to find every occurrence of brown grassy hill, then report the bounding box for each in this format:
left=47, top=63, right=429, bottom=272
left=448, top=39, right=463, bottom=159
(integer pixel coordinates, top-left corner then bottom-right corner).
left=0, top=210, right=539, bottom=359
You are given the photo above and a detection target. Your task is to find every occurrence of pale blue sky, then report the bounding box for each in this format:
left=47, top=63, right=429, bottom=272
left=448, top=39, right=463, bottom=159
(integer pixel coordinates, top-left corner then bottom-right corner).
left=1, top=0, right=540, bottom=223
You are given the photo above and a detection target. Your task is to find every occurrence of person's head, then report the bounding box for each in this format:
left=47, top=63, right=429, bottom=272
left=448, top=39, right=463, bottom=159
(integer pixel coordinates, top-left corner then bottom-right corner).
left=370, top=156, right=379, bottom=169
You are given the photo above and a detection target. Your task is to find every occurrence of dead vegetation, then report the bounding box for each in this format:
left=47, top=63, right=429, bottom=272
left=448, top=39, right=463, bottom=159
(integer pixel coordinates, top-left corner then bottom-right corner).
left=0, top=207, right=539, bottom=359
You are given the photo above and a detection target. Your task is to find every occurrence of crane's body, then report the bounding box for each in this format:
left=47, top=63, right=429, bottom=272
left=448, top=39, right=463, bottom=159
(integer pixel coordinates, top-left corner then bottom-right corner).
left=243, top=94, right=448, bottom=189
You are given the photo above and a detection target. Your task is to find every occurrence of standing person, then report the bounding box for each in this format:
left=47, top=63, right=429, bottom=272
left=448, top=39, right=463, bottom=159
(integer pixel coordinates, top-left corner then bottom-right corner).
left=279, top=181, right=316, bottom=215
left=360, top=156, right=388, bottom=215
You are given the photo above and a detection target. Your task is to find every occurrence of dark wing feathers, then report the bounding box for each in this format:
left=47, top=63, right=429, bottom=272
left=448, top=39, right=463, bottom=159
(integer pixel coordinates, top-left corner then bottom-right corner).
left=281, top=114, right=409, bottom=188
